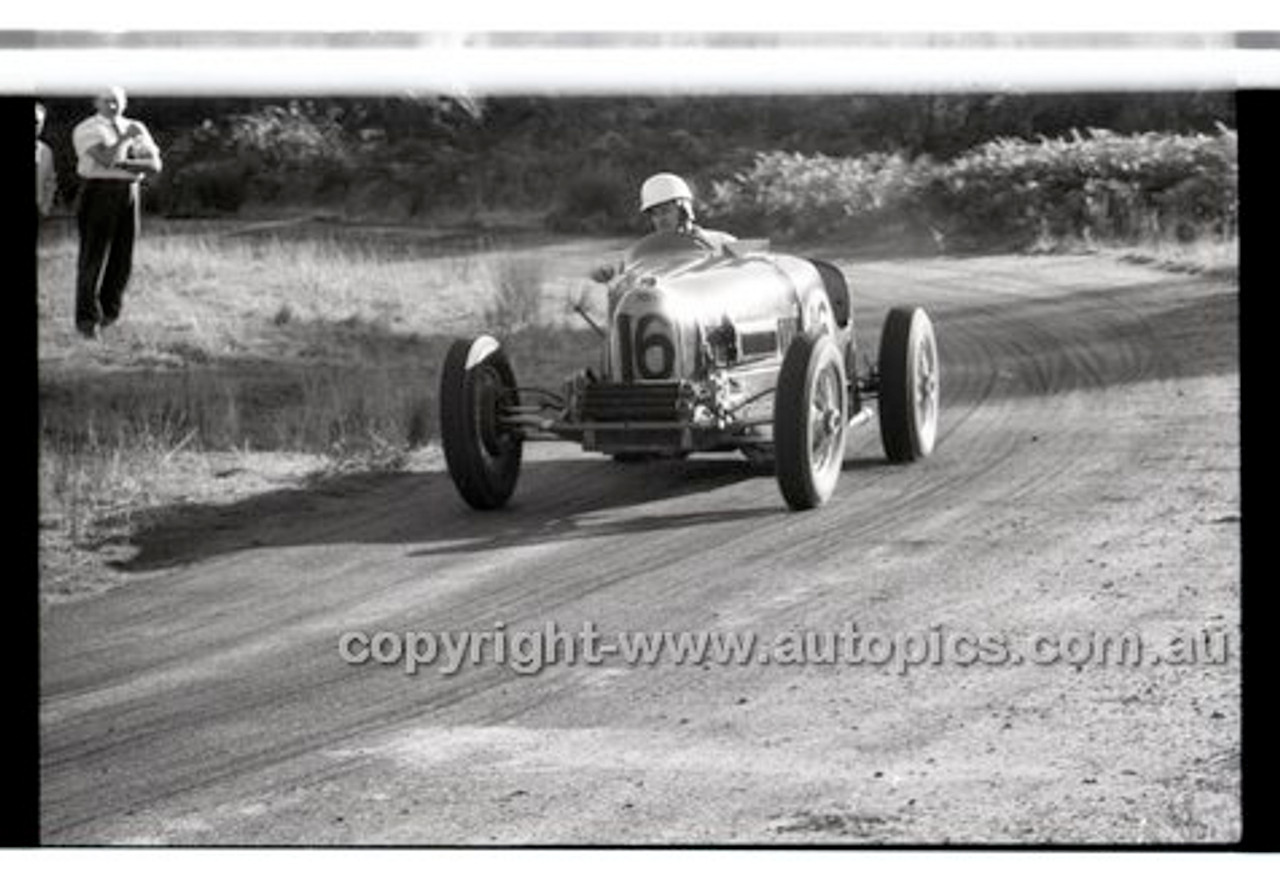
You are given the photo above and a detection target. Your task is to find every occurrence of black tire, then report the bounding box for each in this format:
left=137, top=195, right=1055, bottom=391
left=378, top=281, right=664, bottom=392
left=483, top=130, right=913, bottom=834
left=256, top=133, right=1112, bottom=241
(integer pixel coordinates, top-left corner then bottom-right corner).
left=877, top=306, right=940, bottom=463
left=611, top=452, right=656, bottom=463
left=439, top=336, right=523, bottom=509
left=774, top=332, right=848, bottom=510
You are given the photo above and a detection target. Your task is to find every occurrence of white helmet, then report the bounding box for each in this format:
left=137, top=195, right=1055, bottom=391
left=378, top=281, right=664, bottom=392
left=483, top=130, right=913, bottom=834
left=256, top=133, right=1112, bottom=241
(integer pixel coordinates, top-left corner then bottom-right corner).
left=639, top=173, right=694, bottom=213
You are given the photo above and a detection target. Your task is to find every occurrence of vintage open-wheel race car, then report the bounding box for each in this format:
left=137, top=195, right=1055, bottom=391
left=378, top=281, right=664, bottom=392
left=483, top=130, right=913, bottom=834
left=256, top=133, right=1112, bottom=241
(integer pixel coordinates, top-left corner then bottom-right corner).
left=439, top=231, right=939, bottom=511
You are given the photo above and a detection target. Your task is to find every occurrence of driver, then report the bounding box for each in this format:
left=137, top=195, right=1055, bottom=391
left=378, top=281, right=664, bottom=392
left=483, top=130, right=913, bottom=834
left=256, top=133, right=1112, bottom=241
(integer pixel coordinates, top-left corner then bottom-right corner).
left=591, top=173, right=736, bottom=283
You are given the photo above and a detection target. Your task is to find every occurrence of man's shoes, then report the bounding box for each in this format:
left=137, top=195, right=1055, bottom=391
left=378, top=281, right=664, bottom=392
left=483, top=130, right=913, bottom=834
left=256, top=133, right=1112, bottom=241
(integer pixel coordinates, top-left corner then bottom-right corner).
left=76, top=323, right=98, bottom=340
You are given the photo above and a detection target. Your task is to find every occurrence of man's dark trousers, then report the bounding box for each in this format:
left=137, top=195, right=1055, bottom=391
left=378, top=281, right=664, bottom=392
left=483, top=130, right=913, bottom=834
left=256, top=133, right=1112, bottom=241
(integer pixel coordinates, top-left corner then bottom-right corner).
left=75, top=179, right=138, bottom=332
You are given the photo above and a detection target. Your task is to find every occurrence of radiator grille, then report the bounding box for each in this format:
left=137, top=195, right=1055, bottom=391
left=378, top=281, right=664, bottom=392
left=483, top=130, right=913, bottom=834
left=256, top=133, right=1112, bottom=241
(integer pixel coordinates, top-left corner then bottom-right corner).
left=581, top=382, right=682, bottom=422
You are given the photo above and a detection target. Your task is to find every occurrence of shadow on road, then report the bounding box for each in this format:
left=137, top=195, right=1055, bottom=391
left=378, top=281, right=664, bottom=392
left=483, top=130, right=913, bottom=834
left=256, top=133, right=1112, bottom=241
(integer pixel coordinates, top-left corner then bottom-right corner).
left=109, top=453, right=812, bottom=574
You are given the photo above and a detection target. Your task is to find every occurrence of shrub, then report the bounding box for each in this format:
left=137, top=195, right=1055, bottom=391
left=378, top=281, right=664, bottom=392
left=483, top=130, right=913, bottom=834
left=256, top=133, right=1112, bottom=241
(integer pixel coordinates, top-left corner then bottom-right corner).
left=153, top=103, right=355, bottom=216
left=226, top=102, right=350, bottom=171
left=705, top=150, right=931, bottom=239
left=706, top=128, right=1237, bottom=250
left=544, top=168, right=635, bottom=234
left=155, top=159, right=251, bottom=215
left=922, top=128, right=1237, bottom=248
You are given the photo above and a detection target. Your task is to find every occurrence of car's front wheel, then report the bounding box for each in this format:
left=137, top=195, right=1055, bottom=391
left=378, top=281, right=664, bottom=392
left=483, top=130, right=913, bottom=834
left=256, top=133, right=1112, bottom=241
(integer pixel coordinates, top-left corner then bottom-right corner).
left=774, top=332, right=848, bottom=510
left=439, top=335, right=523, bottom=509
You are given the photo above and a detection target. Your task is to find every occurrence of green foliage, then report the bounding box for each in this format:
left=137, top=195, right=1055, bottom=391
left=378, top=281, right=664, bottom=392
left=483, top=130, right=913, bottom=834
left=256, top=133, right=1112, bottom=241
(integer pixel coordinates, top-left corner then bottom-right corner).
left=225, top=103, right=349, bottom=168
left=708, top=128, right=1237, bottom=250
left=151, top=102, right=354, bottom=215
left=705, top=151, right=933, bottom=239
left=131, top=93, right=1236, bottom=242
left=543, top=166, right=635, bottom=234
left=928, top=127, right=1237, bottom=247
left=159, top=159, right=252, bottom=215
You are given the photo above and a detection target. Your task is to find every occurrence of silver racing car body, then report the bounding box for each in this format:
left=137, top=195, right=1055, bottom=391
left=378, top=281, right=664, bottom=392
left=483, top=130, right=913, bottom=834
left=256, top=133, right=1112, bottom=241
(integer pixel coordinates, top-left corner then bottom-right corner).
left=439, top=232, right=939, bottom=511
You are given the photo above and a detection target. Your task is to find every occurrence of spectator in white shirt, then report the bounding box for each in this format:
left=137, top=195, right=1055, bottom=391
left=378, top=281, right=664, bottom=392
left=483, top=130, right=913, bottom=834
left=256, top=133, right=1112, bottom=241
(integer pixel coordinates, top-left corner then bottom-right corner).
left=71, top=86, right=161, bottom=339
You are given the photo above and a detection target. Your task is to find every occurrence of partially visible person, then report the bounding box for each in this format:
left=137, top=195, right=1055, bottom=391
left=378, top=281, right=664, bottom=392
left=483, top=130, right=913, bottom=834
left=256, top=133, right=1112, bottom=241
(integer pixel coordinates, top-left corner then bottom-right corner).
left=36, top=101, right=57, bottom=228
left=71, top=86, right=162, bottom=340
left=591, top=172, right=736, bottom=284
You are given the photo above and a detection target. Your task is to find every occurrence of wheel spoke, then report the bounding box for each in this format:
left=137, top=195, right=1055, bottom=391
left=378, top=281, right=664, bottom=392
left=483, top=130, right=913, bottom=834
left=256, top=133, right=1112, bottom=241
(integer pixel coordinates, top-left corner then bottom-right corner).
left=911, top=332, right=938, bottom=437
left=809, top=412, right=827, bottom=462
left=808, top=365, right=843, bottom=471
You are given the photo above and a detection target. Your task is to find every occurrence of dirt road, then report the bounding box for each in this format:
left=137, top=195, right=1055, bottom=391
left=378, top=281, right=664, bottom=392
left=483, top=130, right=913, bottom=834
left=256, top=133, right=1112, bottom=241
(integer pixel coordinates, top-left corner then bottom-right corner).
left=39, top=254, right=1240, bottom=844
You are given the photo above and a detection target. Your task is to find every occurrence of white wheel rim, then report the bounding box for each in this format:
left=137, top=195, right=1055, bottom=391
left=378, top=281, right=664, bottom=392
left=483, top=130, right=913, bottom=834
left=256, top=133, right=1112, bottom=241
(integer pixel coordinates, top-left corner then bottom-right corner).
left=808, top=359, right=845, bottom=486
left=911, top=320, right=939, bottom=450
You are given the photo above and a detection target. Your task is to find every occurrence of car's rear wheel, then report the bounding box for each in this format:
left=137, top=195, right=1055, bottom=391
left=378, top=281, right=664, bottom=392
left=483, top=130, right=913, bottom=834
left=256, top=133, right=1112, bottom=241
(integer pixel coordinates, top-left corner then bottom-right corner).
left=774, top=332, right=848, bottom=510
left=878, top=306, right=939, bottom=462
left=439, top=335, right=523, bottom=509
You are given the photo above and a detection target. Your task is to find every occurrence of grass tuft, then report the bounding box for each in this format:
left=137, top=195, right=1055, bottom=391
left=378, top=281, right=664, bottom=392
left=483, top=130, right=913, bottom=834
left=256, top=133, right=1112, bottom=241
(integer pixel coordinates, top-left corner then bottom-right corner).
left=483, top=253, right=548, bottom=335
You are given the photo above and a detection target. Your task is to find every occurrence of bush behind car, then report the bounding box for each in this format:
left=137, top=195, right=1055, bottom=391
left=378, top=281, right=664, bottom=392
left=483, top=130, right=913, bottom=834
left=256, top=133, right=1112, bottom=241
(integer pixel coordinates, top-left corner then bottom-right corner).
left=706, top=128, right=1237, bottom=250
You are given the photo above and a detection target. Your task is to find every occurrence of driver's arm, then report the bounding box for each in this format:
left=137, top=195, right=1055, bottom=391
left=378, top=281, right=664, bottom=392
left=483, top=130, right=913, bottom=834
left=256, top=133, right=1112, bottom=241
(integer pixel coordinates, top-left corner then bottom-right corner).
left=694, top=227, right=737, bottom=252
left=591, top=252, right=627, bottom=283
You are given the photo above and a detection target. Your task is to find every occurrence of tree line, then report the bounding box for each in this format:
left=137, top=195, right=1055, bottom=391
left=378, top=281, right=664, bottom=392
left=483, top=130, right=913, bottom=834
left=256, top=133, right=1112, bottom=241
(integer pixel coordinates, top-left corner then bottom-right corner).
left=36, top=92, right=1234, bottom=226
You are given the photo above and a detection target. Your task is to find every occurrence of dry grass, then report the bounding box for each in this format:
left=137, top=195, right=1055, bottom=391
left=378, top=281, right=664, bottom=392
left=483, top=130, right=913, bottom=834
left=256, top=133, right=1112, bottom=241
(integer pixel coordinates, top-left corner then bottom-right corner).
left=37, top=218, right=616, bottom=569
left=1113, top=237, right=1239, bottom=278
left=1025, top=232, right=1238, bottom=279
left=483, top=253, right=549, bottom=334
left=38, top=219, right=493, bottom=358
